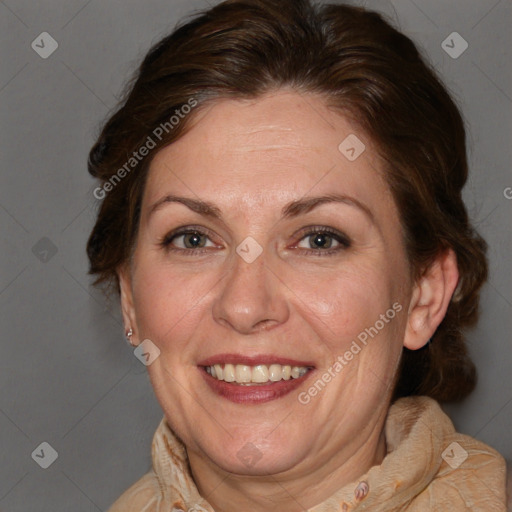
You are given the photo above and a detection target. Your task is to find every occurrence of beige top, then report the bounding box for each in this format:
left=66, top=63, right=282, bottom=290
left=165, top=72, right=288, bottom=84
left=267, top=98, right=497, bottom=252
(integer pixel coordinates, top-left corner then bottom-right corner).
left=108, top=396, right=507, bottom=511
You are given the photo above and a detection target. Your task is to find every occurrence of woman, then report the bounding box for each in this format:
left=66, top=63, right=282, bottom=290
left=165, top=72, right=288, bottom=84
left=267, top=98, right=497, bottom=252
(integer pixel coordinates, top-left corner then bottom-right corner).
left=86, top=0, right=507, bottom=510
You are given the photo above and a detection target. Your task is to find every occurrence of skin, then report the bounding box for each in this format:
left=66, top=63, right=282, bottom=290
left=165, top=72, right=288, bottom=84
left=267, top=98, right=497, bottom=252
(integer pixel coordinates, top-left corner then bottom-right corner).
left=119, top=90, right=459, bottom=512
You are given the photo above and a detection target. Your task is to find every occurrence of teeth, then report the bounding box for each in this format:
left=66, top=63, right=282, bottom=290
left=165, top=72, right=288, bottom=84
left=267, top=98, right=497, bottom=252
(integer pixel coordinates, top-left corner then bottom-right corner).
left=214, top=364, right=223, bottom=380
left=269, top=364, right=282, bottom=382
left=224, top=364, right=235, bottom=382
left=235, top=365, right=252, bottom=383
left=252, top=365, right=269, bottom=383
left=205, top=363, right=310, bottom=384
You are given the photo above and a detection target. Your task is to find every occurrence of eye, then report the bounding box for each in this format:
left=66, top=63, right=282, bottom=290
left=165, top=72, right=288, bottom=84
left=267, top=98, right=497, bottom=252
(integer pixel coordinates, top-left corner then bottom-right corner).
left=295, top=227, right=350, bottom=254
left=160, top=227, right=217, bottom=252
left=159, top=225, right=350, bottom=256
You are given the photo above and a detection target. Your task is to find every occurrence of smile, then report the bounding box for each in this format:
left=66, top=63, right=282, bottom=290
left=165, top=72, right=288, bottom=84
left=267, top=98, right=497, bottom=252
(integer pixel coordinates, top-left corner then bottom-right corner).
left=204, top=363, right=310, bottom=384
left=198, top=354, right=315, bottom=404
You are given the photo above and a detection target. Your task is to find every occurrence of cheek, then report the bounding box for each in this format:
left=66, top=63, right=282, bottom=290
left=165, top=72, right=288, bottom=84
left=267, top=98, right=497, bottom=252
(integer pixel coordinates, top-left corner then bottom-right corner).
left=288, top=260, right=408, bottom=400
left=131, top=258, right=218, bottom=353
left=287, top=263, right=398, bottom=346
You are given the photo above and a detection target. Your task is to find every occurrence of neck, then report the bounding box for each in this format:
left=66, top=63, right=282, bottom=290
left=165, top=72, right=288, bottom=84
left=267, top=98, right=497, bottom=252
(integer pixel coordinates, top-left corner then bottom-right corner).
left=187, top=415, right=388, bottom=512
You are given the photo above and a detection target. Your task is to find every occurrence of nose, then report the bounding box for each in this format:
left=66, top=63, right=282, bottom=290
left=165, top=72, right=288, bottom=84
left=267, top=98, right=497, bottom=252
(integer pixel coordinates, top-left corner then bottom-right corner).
left=212, top=247, right=289, bottom=335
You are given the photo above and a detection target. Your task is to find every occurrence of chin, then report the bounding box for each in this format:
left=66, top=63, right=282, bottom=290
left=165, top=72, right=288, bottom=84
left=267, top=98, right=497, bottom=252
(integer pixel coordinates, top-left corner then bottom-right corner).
left=214, top=450, right=302, bottom=477
left=198, top=431, right=307, bottom=477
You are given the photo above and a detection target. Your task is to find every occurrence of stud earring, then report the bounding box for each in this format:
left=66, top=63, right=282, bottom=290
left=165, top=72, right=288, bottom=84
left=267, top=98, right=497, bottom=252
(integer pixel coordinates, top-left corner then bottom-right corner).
left=125, top=327, right=134, bottom=346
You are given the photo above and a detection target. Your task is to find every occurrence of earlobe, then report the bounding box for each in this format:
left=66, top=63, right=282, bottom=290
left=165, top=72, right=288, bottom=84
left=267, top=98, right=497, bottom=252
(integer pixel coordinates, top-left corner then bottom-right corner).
left=404, top=249, right=459, bottom=350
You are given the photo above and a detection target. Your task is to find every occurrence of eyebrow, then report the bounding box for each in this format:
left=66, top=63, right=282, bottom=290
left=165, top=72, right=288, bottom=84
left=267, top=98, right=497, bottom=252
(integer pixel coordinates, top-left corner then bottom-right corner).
left=148, top=193, right=374, bottom=223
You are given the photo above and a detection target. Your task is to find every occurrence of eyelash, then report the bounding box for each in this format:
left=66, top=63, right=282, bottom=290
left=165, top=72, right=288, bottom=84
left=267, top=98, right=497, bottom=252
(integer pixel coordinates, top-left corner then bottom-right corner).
left=159, top=225, right=351, bottom=257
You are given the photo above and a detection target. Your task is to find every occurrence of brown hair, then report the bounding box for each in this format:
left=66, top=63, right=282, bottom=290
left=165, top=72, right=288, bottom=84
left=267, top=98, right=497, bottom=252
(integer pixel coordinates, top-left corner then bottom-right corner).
left=87, top=0, right=487, bottom=402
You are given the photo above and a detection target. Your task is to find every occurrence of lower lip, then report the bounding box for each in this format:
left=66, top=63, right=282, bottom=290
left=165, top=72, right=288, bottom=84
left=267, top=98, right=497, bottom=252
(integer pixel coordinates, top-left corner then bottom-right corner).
left=200, top=368, right=314, bottom=404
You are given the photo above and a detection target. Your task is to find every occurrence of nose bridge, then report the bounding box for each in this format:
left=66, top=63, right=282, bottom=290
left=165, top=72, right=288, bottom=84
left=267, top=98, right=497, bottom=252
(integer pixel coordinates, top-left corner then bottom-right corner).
left=212, top=244, right=288, bottom=333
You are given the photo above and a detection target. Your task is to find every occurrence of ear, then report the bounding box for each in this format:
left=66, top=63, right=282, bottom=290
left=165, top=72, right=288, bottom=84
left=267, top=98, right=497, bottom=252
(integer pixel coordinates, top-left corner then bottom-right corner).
left=118, top=264, right=139, bottom=345
left=404, top=249, right=459, bottom=350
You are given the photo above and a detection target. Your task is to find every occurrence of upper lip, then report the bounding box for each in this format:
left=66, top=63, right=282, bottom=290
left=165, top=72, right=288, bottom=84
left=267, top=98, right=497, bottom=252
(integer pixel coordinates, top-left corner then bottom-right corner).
left=198, top=353, right=315, bottom=368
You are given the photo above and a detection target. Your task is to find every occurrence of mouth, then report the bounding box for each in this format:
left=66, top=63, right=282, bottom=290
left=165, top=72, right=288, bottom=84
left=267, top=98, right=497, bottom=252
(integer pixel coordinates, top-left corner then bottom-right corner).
left=198, top=354, right=315, bottom=404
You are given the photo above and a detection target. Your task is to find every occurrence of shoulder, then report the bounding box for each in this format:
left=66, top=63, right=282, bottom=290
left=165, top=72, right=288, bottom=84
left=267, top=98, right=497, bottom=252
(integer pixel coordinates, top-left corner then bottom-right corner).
left=388, top=397, right=507, bottom=511
left=107, top=471, right=161, bottom=512
left=420, top=432, right=507, bottom=511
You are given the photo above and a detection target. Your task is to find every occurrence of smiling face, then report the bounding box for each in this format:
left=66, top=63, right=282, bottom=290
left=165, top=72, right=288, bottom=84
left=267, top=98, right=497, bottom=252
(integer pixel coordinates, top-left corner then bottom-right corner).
left=119, top=90, right=416, bottom=481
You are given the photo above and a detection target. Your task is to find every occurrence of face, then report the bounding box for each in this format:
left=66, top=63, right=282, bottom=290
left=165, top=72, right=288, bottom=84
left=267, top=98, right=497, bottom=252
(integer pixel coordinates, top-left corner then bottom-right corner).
left=120, top=91, right=415, bottom=478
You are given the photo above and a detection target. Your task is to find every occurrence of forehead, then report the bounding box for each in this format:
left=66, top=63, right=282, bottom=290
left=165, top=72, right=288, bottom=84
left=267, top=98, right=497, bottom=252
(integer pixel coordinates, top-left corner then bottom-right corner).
left=144, top=91, right=394, bottom=218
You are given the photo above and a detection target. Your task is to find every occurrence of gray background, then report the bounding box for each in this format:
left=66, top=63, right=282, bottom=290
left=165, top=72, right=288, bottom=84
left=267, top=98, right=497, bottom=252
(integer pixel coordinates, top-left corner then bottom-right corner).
left=0, top=0, right=511, bottom=510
